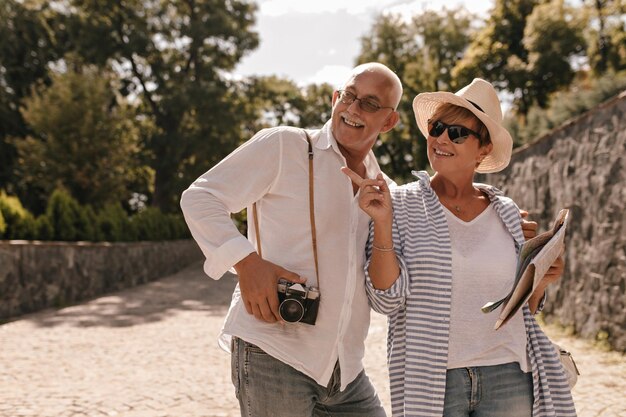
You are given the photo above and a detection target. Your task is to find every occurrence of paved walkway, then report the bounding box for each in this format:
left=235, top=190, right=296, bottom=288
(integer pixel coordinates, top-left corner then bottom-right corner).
left=1, top=262, right=625, bottom=417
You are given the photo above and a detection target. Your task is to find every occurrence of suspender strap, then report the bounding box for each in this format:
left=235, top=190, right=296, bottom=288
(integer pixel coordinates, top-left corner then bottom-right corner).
left=252, top=202, right=262, bottom=259
left=305, top=132, right=320, bottom=288
left=251, top=130, right=320, bottom=289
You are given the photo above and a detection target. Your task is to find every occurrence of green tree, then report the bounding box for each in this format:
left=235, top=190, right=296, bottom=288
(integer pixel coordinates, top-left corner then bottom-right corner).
left=297, top=83, right=335, bottom=129
left=44, top=189, right=89, bottom=241
left=453, top=0, right=585, bottom=114
left=583, top=0, right=626, bottom=75
left=410, top=8, right=475, bottom=92
left=0, top=0, right=67, bottom=193
left=522, top=1, right=587, bottom=108
left=236, top=76, right=304, bottom=137
left=0, top=191, right=35, bottom=239
left=505, top=70, right=626, bottom=144
left=452, top=0, right=537, bottom=91
left=235, top=76, right=334, bottom=138
left=0, top=208, right=5, bottom=237
left=13, top=66, right=143, bottom=209
left=65, top=0, right=259, bottom=212
left=97, top=203, right=134, bottom=242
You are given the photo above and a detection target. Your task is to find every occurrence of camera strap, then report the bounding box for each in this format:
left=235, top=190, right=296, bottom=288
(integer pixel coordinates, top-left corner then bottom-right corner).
left=252, top=130, right=320, bottom=290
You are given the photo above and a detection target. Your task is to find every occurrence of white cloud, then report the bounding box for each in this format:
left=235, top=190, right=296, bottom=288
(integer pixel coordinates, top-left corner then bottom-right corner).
left=235, top=10, right=364, bottom=83
left=236, top=0, right=495, bottom=84
left=383, top=0, right=491, bottom=18
left=305, top=65, right=353, bottom=87
left=259, top=0, right=491, bottom=18
left=260, top=0, right=385, bottom=16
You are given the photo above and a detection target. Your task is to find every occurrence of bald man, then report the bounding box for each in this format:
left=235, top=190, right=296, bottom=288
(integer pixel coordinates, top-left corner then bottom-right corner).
left=181, top=63, right=402, bottom=417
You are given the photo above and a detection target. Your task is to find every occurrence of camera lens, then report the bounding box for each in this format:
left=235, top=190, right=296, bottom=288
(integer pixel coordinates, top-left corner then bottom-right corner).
left=279, top=299, right=305, bottom=322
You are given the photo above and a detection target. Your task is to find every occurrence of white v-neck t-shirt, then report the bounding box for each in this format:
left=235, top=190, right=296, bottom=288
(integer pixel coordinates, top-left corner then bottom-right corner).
left=443, top=204, right=530, bottom=371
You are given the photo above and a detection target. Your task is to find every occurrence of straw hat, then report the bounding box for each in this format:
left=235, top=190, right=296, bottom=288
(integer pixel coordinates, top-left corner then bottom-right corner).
left=412, top=78, right=513, bottom=173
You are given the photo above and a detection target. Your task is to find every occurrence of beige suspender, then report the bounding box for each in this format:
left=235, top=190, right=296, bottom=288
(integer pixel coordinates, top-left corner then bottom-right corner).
left=252, top=131, right=320, bottom=289
left=252, top=201, right=263, bottom=258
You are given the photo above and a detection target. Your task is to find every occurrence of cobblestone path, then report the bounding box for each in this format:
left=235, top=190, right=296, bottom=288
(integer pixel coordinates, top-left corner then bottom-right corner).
left=1, top=262, right=625, bottom=416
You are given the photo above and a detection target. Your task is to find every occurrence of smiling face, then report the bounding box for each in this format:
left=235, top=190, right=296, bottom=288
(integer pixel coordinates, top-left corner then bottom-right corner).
left=426, top=104, right=492, bottom=176
left=330, top=65, right=400, bottom=163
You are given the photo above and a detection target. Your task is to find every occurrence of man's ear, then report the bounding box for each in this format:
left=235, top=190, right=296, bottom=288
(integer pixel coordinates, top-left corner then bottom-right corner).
left=331, top=90, right=339, bottom=107
left=381, top=111, right=400, bottom=133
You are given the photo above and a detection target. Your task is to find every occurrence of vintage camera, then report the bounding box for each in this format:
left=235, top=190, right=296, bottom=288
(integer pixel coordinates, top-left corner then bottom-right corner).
left=277, top=279, right=320, bottom=325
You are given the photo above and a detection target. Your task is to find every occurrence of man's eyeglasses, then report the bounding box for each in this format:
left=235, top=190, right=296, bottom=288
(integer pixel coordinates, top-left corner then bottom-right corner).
left=428, top=120, right=482, bottom=144
left=337, top=90, right=394, bottom=113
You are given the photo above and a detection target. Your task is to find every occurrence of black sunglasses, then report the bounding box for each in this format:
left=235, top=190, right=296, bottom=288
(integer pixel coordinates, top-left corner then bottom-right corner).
left=337, top=90, right=394, bottom=113
left=428, top=120, right=482, bottom=144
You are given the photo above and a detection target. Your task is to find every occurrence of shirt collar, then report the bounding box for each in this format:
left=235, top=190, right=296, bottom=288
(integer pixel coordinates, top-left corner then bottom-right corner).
left=318, top=120, right=387, bottom=182
left=411, top=170, right=504, bottom=198
left=311, top=120, right=335, bottom=151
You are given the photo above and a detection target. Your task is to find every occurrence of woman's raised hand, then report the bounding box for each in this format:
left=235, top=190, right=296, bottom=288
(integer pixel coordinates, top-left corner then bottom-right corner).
left=341, top=167, right=393, bottom=224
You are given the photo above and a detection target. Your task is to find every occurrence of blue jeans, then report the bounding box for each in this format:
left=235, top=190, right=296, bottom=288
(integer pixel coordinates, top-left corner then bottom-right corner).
left=443, top=362, right=533, bottom=417
left=231, top=337, right=386, bottom=417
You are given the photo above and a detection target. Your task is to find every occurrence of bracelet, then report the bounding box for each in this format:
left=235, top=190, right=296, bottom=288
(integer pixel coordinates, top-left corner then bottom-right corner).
left=372, top=243, right=394, bottom=252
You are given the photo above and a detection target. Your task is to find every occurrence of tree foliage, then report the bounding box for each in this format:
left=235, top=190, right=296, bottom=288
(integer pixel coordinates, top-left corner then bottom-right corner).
left=0, top=190, right=36, bottom=239
left=235, top=76, right=334, bottom=138
left=64, top=0, right=260, bottom=211
left=453, top=0, right=586, bottom=114
left=583, top=0, right=626, bottom=75
left=298, top=83, right=335, bottom=129
left=522, top=1, right=587, bottom=107
left=505, top=70, right=626, bottom=144
left=13, top=66, right=143, bottom=210
left=1, top=0, right=624, bottom=222
left=0, top=0, right=69, bottom=192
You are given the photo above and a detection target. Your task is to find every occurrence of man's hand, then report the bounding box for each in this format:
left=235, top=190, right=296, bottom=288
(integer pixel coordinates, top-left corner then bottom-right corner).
left=234, top=252, right=306, bottom=323
left=520, top=210, right=538, bottom=240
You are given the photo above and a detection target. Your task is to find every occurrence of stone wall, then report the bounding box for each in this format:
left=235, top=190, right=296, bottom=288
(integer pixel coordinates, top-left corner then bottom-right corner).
left=0, top=240, right=203, bottom=320
left=482, top=91, right=626, bottom=352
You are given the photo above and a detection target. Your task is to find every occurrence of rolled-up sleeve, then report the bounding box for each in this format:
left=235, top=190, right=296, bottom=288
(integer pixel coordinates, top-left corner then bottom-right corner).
left=365, top=254, right=409, bottom=315
left=364, top=215, right=410, bottom=315
left=180, top=128, right=282, bottom=279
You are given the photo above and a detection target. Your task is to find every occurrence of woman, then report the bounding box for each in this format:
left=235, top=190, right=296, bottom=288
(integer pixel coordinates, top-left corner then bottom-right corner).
left=343, top=79, right=576, bottom=417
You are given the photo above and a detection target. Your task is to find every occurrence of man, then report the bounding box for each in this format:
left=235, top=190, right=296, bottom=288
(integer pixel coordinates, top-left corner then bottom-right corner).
left=180, top=62, right=402, bottom=416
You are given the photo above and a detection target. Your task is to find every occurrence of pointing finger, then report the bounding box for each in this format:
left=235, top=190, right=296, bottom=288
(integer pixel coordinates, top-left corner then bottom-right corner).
left=341, top=166, right=365, bottom=187
left=375, top=173, right=390, bottom=192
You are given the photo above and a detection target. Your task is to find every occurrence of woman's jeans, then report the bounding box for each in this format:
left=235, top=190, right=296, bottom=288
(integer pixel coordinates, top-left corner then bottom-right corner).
left=443, top=362, right=533, bottom=417
left=231, top=336, right=386, bottom=417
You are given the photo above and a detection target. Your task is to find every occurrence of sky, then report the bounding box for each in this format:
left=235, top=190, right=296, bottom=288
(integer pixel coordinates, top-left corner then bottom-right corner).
left=234, top=0, right=494, bottom=88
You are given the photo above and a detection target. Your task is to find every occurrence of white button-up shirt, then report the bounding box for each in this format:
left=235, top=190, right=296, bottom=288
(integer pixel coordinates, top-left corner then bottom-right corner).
left=180, top=121, right=391, bottom=389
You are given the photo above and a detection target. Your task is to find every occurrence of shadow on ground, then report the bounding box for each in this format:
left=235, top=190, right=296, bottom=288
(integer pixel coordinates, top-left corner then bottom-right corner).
left=20, top=261, right=237, bottom=328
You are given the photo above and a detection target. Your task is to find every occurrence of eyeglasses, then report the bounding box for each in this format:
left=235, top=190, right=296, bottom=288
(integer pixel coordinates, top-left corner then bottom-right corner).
left=337, top=90, right=394, bottom=113
left=428, top=119, right=482, bottom=144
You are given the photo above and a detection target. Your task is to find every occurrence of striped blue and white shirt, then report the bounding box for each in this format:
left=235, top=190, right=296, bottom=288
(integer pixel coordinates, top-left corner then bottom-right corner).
left=365, top=171, right=576, bottom=417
